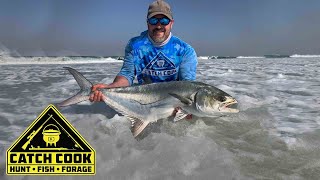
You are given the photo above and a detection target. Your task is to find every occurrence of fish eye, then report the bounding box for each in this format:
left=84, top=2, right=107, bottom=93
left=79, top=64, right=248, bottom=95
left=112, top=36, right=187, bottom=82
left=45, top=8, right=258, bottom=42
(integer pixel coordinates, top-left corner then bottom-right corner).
left=217, top=96, right=226, bottom=102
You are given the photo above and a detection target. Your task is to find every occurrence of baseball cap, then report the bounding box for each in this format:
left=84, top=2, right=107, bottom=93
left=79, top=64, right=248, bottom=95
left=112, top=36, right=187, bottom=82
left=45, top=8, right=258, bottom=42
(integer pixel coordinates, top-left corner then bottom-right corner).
left=147, top=0, right=173, bottom=20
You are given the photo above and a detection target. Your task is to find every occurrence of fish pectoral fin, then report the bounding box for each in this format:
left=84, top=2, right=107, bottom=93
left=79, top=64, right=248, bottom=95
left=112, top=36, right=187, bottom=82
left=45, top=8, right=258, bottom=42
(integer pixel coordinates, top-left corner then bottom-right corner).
left=168, top=93, right=192, bottom=105
left=129, top=117, right=150, bottom=138
left=173, top=108, right=189, bottom=122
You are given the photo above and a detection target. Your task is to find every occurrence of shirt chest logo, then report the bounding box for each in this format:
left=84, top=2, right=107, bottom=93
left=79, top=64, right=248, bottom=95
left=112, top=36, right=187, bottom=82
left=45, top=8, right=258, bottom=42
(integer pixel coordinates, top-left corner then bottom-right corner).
left=142, top=52, right=177, bottom=76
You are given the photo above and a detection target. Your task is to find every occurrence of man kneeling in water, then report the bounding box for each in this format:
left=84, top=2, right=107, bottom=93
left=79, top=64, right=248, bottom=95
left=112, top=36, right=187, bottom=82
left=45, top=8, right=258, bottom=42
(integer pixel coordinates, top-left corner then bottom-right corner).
left=90, top=1, right=197, bottom=119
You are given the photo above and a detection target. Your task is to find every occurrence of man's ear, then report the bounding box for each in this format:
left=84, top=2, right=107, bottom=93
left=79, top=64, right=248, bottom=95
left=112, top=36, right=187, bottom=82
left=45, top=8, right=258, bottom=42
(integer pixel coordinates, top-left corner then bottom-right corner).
left=170, top=19, right=174, bottom=28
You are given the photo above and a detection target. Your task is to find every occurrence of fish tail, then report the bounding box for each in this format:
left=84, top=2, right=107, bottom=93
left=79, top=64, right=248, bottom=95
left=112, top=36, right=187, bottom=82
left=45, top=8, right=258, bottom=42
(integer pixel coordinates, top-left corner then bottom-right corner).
left=57, top=67, right=93, bottom=107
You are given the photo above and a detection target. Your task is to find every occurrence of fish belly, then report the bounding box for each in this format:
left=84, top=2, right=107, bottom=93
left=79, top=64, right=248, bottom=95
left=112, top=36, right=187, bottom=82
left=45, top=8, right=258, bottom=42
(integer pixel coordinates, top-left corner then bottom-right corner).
left=103, top=92, right=182, bottom=122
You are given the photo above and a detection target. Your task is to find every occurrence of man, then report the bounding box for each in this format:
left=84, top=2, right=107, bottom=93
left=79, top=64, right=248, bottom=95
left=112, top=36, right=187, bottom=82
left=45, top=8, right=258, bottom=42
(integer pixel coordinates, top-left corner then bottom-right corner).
left=90, top=0, right=198, bottom=102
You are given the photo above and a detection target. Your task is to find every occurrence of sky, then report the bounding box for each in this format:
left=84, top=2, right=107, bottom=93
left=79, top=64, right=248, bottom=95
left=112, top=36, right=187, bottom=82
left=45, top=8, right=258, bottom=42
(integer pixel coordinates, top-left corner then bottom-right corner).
left=0, top=0, right=320, bottom=56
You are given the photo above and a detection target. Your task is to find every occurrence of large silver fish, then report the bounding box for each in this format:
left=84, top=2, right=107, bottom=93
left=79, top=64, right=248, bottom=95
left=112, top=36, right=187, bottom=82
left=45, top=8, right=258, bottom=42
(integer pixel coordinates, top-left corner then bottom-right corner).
left=58, top=67, right=239, bottom=137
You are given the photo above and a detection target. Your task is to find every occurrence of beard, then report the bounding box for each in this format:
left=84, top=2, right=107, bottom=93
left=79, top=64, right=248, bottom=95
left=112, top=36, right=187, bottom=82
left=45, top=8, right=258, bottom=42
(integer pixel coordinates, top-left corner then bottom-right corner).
left=151, top=29, right=168, bottom=43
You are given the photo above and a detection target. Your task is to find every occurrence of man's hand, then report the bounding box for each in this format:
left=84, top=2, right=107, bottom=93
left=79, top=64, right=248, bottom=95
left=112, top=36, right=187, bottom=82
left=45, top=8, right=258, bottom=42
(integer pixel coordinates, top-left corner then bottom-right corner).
left=89, top=83, right=108, bottom=102
left=89, top=76, right=130, bottom=102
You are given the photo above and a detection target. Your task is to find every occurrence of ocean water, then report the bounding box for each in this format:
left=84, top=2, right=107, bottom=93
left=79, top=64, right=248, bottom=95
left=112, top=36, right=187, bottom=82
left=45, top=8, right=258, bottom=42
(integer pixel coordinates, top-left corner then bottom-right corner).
left=0, top=57, right=320, bottom=179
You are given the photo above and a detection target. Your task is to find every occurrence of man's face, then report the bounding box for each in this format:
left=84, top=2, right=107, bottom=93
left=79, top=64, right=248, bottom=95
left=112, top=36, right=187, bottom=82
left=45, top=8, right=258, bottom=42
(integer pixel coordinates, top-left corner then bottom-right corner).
left=147, top=14, right=174, bottom=43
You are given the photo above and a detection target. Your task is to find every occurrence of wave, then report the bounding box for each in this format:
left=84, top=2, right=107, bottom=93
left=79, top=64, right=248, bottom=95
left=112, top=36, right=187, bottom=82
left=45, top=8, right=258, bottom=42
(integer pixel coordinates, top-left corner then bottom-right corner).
left=0, top=56, right=122, bottom=65
left=210, top=56, right=237, bottom=59
left=290, top=54, right=320, bottom=58
left=0, top=43, right=12, bottom=57
left=198, top=56, right=210, bottom=59
left=237, top=56, right=265, bottom=59
left=1, top=54, right=320, bottom=65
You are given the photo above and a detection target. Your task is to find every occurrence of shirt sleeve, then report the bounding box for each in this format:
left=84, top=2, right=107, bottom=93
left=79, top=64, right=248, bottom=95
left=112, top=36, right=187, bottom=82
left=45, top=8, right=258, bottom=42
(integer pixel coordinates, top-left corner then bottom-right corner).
left=178, top=45, right=198, bottom=81
left=117, top=41, right=136, bottom=86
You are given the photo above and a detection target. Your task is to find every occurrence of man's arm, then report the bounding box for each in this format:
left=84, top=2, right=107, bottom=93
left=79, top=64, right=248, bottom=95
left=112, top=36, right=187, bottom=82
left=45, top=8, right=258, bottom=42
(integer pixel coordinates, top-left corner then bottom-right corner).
left=178, top=45, right=198, bottom=81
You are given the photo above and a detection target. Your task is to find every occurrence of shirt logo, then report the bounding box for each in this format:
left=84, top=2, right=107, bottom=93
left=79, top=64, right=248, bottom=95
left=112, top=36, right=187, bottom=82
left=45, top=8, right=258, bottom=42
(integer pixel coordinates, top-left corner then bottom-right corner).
left=142, top=52, right=177, bottom=76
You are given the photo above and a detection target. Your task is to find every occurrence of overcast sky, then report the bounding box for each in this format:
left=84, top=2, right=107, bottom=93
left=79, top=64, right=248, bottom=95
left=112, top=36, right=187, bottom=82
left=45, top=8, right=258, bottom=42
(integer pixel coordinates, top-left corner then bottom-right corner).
left=1, top=0, right=320, bottom=56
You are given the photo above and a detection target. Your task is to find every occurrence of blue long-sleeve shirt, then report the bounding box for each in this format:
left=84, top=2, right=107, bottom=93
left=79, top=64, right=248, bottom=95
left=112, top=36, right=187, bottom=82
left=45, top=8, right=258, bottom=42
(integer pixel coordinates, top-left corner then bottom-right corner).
left=118, top=31, right=198, bottom=85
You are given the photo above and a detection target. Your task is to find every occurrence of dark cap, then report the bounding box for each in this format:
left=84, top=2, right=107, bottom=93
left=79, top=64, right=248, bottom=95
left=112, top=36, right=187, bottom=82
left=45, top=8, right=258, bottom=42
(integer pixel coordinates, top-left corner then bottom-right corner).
left=147, top=0, right=173, bottom=20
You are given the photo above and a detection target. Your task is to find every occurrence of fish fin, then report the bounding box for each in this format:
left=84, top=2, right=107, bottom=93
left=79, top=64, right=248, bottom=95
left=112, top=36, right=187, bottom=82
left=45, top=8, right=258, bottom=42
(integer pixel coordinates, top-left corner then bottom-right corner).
left=58, top=93, right=90, bottom=107
left=168, top=93, right=192, bottom=105
left=173, top=108, right=188, bottom=122
left=63, top=67, right=93, bottom=90
left=129, top=117, right=150, bottom=138
left=101, top=98, right=150, bottom=138
left=57, top=67, right=93, bottom=107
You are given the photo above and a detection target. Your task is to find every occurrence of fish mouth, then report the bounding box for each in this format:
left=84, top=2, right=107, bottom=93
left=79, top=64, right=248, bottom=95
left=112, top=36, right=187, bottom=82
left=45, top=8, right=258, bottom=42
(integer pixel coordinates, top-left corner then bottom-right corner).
left=221, top=100, right=239, bottom=113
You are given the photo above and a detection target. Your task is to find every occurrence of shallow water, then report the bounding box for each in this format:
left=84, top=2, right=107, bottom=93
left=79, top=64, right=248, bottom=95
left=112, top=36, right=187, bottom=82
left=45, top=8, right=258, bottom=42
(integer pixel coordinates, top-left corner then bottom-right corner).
left=0, top=57, right=320, bottom=179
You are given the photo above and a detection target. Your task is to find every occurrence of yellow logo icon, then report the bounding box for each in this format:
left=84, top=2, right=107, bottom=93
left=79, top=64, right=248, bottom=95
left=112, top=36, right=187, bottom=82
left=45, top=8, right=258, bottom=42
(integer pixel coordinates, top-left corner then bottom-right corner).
left=42, top=124, right=61, bottom=147
left=6, top=104, right=96, bottom=175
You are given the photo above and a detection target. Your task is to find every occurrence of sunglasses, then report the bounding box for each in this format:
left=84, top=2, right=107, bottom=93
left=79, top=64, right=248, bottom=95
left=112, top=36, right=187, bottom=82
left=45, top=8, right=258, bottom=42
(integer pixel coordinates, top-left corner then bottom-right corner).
left=148, top=17, right=171, bottom=26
